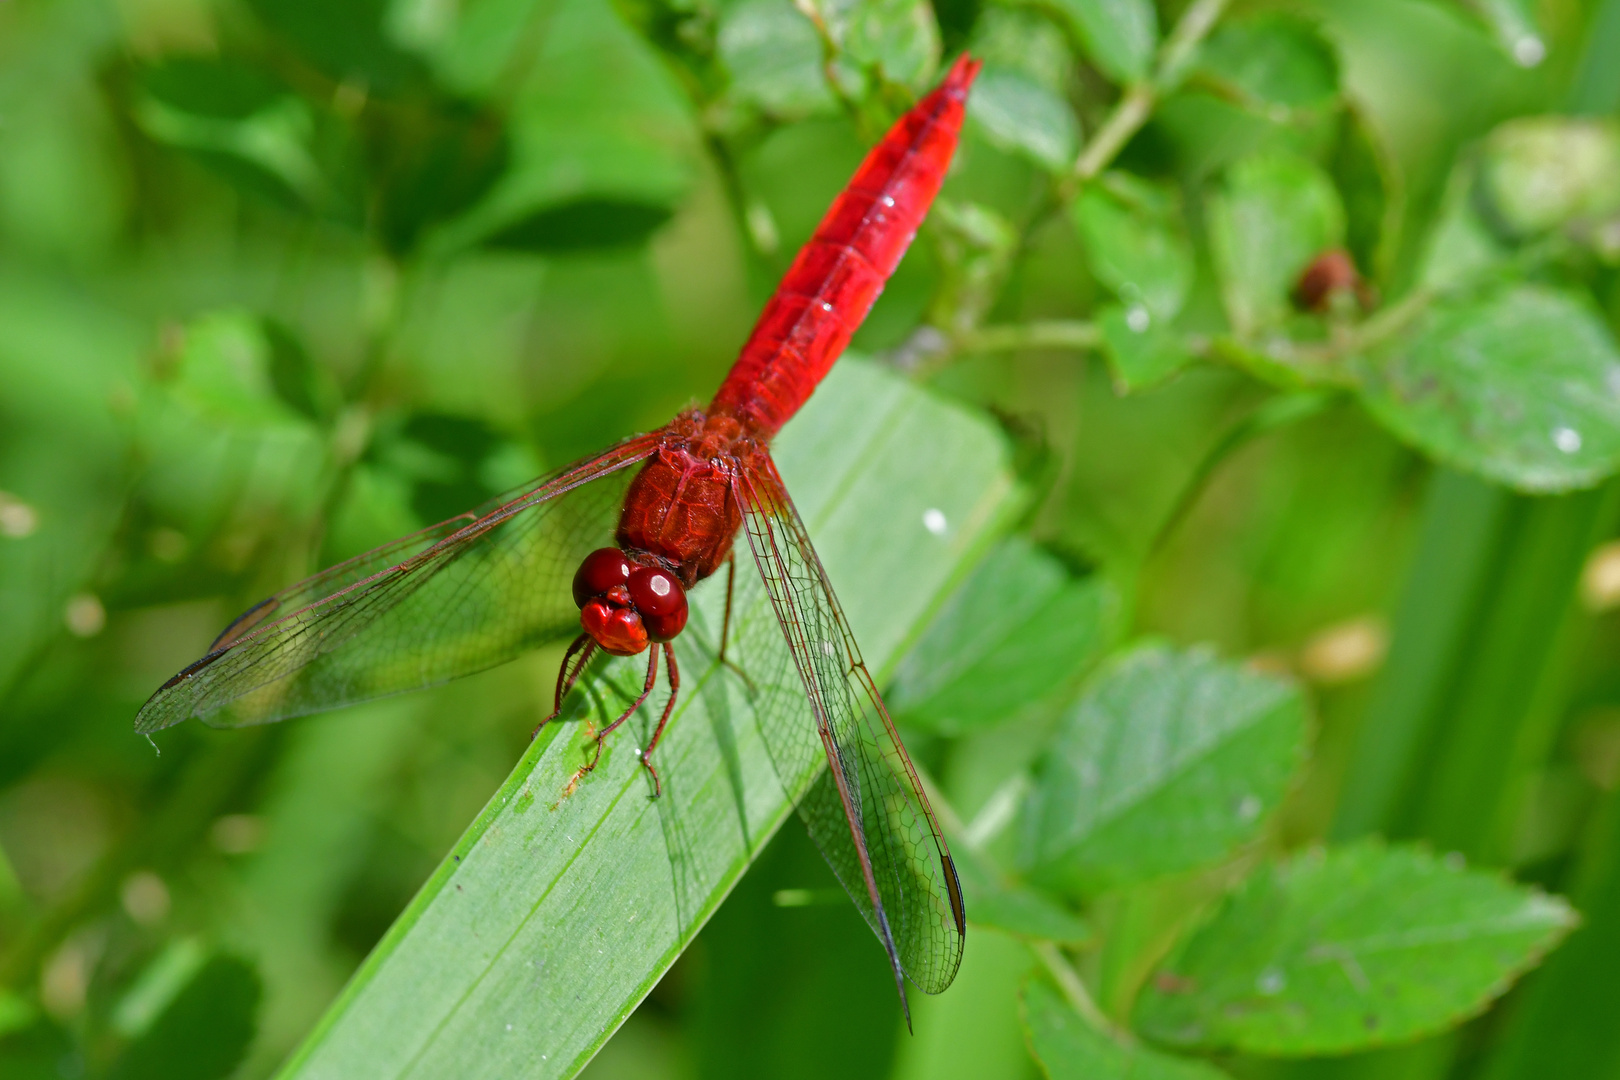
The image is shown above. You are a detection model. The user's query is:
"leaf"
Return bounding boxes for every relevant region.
[109,953,262,1080]
[968,66,1081,173]
[1196,14,1339,113]
[424,0,695,253]
[132,59,333,212]
[275,360,1019,1080]
[1479,117,1620,238]
[1416,163,1509,292]
[1133,841,1578,1055]
[810,0,942,90]
[1358,285,1620,493]
[1208,152,1345,337]
[1020,643,1308,894]
[1021,977,1230,1080]
[482,196,675,252]
[718,0,837,117]
[957,847,1091,943]
[969,6,1077,95]
[1049,0,1159,84]
[1072,172,1194,320]
[887,537,1113,735]
[246,0,428,93]
[1098,304,1192,392]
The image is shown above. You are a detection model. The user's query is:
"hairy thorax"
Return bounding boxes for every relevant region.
[615,409,764,587]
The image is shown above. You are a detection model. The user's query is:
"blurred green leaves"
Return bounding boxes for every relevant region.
[1134,842,1577,1054]
[1210,152,1345,338]
[1360,286,1620,493]
[1022,978,1228,1080]
[1050,0,1158,84]
[1022,644,1308,894]
[1072,172,1193,320]
[888,537,1114,735]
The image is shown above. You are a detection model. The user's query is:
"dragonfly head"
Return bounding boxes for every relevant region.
[572,547,688,656]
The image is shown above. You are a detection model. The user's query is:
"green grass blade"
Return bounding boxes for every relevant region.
[272,359,1018,1080]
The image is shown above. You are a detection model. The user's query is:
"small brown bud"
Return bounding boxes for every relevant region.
[1292,248,1374,313]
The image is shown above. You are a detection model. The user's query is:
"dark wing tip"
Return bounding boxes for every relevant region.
[942,853,967,937]
[134,648,227,733]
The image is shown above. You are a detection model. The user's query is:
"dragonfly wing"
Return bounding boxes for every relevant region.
[135,435,662,732]
[736,455,966,1000]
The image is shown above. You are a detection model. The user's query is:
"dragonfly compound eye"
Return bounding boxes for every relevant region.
[572,548,632,608]
[580,599,649,656]
[628,566,687,641]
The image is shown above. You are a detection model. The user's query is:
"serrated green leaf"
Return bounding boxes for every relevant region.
[969,7,1075,94]
[1049,0,1158,84]
[275,360,1018,1080]
[1134,842,1577,1055]
[1479,117,1620,238]
[1209,152,1344,337]
[1021,643,1307,893]
[967,65,1081,173]
[808,0,942,90]
[1098,304,1192,392]
[1021,978,1229,1079]
[956,845,1091,943]
[1196,14,1339,113]
[719,0,838,117]
[1359,285,1620,493]
[426,0,695,253]
[888,537,1112,735]
[1072,172,1194,320]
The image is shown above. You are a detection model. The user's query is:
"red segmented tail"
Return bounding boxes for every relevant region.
[709,55,981,438]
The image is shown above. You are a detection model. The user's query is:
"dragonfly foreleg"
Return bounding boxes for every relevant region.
[588,645,660,778]
[639,641,680,797]
[533,632,596,739]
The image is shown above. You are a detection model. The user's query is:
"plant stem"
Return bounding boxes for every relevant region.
[957,320,1103,354]
[1032,939,1132,1044]
[1062,0,1231,195]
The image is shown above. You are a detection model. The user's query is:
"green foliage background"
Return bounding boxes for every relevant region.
[3,0,1620,1076]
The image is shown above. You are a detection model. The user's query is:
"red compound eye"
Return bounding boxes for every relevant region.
[572,548,632,608]
[628,566,687,641]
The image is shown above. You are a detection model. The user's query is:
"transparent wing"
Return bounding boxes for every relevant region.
[135,435,662,732]
[735,454,966,1002]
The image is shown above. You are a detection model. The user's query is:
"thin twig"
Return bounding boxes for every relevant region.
[1032,940,1133,1045]
[1062,0,1232,195]
[956,320,1103,354]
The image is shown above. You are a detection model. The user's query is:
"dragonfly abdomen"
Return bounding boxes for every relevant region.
[710,55,981,439]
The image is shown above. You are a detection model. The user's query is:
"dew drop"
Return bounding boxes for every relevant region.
[922,508,948,535]
[880,195,895,208]
[1258,968,1286,995]
[1554,426,1582,454]
[1125,305,1151,333]
[1513,35,1546,67]
[1237,794,1262,822]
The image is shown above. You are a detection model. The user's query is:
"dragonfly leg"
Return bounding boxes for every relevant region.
[587,645,659,775]
[714,552,757,693]
[533,633,596,739]
[640,642,680,797]
[719,553,737,664]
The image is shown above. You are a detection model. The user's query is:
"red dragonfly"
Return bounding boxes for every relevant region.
[138,55,980,1012]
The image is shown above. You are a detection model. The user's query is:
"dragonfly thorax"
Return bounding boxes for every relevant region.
[572,548,688,656]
